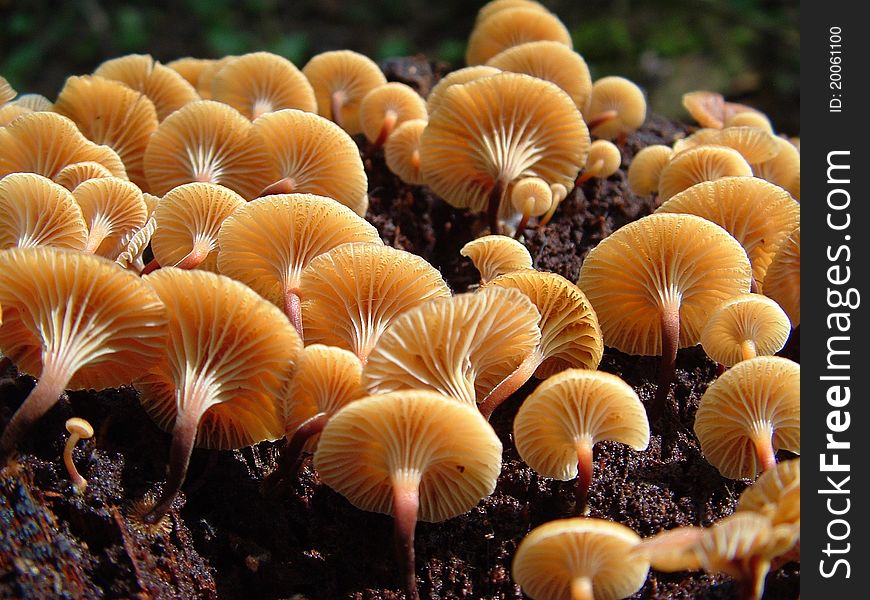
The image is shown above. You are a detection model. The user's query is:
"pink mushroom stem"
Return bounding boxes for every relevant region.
[575,438,594,515]
[486,179,506,236]
[330,91,346,130]
[478,350,542,421]
[570,577,594,600]
[372,110,398,149]
[586,109,618,131]
[393,480,421,600]
[652,300,681,422]
[266,412,329,492]
[283,288,304,339]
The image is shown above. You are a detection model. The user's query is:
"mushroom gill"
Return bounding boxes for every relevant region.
[585,76,647,141]
[53,161,114,191]
[657,145,753,203]
[465,6,572,66]
[384,119,428,186]
[700,294,791,367]
[0,173,88,251]
[762,226,800,327]
[72,176,148,258]
[358,82,427,148]
[460,235,533,285]
[425,66,501,116]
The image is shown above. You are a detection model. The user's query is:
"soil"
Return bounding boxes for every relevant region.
[0,59,799,599]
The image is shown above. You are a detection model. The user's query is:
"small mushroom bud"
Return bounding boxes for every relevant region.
[511,177,553,238]
[64,417,94,492]
[627,144,673,197]
[576,140,621,185]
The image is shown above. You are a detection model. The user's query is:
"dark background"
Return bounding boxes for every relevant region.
[1,0,799,132]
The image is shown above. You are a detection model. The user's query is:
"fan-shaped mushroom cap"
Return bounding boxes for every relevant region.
[253,109,368,215]
[384,118,428,186]
[72,176,147,258]
[300,242,451,363]
[752,136,800,200]
[465,6,572,66]
[54,75,159,190]
[656,177,799,288]
[700,294,791,366]
[0,111,127,180]
[143,100,275,199]
[725,111,774,133]
[151,182,245,272]
[358,82,427,146]
[53,161,114,191]
[315,390,502,522]
[217,193,381,310]
[420,72,588,220]
[488,270,603,378]
[166,57,213,88]
[627,145,673,196]
[695,356,800,479]
[10,94,52,112]
[94,54,199,121]
[762,227,800,327]
[673,126,780,165]
[137,268,301,448]
[460,235,533,285]
[363,287,541,405]
[475,0,550,25]
[487,41,592,112]
[195,57,234,100]
[511,177,553,218]
[682,91,765,130]
[211,51,317,120]
[578,213,751,355]
[0,103,32,127]
[584,76,647,140]
[513,518,648,600]
[425,66,501,116]
[0,173,88,251]
[514,369,649,477]
[0,75,15,105]
[283,344,364,450]
[657,145,752,203]
[302,50,387,135]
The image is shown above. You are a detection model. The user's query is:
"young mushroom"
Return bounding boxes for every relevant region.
[700,294,791,367]
[762,226,800,327]
[513,369,649,514]
[459,235,533,285]
[511,177,553,237]
[465,6,572,66]
[302,50,387,134]
[578,213,752,421]
[576,140,621,185]
[314,390,502,600]
[72,177,148,259]
[63,417,94,493]
[627,145,673,197]
[216,193,382,336]
[210,51,317,120]
[512,517,649,600]
[0,173,88,251]
[584,76,647,141]
[657,145,753,203]
[135,268,302,525]
[358,82,428,149]
[0,247,167,461]
[384,119,428,186]
[694,356,800,478]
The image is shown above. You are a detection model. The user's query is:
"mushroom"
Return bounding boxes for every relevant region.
[578,213,752,421]
[94,54,199,122]
[146,182,245,273]
[537,182,570,228]
[425,66,501,116]
[0,173,88,251]
[0,247,167,460]
[752,136,800,200]
[512,517,649,600]
[216,193,382,335]
[465,6,572,66]
[302,50,387,134]
[72,176,148,258]
[53,161,114,191]
[0,104,32,127]
[299,242,451,364]
[210,51,317,120]
[142,100,276,199]
[481,270,603,419]
[632,526,705,573]
[135,268,302,525]
[762,226,800,327]
[459,234,533,285]
[63,417,94,493]
[627,145,673,196]
[115,212,158,273]
[166,57,213,88]
[253,109,369,215]
[656,176,800,290]
[681,90,765,130]
[694,356,800,478]
[725,111,775,133]
[657,145,753,203]
[486,41,592,112]
[419,72,588,234]
[195,57,235,100]
[0,75,15,104]
[358,82,427,149]
[674,126,781,164]
[737,458,800,528]
[513,369,649,513]
[474,0,550,25]
[584,77,647,141]
[53,75,159,190]
[363,287,541,407]
[384,118,428,185]
[314,390,502,600]
[576,140,621,185]
[700,294,791,367]
[510,177,553,237]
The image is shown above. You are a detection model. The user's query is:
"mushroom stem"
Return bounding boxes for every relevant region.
[751,427,777,472]
[486,179,506,236]
[749,276,759,294]
[141,258,161,275]
[651,299,681,422]
[514,211,531,240]
[373,109,398,149]
[738,556,771,600]
[478,350,541,420]
[142,406,203,525]
[575,160,604,186]
[283,288,304,339]
[586,109,618,131]
[740,340,757,362]
[392,475,421,600]
[570,576,594,600]
[574,438,594,515]
[82,219,112,255]
[260,176,296,197]
[173,239,211,270]
[64,430,88,491]
[267,412,329,491]
[330,91,346,130]
[0,359,70,462]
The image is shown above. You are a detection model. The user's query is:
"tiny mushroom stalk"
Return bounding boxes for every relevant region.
[314,391,502,600]
[700,294,791,367]
[358,83,427,150]
[63,417,94,492]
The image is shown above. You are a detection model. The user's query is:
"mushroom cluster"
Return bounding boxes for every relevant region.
[0,1,800,598]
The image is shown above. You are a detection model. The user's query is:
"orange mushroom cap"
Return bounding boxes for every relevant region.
[762,226,800,327]
[358,82,427,146]
[53,161,114,191]
[384,118,428,186]
[195,57,234,100]
[657,145,753,203]
[465,6,572,66]
[459,235,533,285]
[166,57,213,89]
[72,176,147,259]
[0,75,15,105]
[0,104,32,127]
[0,173,88,251]
[700,294,791,366]
[425,66,501,116]
[586,76,647,140]
[474,0,550,25]
[752,136,800,200]
[682,90,765,130]
[675,126,780,164]
[627,145,673,196]
[737,457,800,527]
